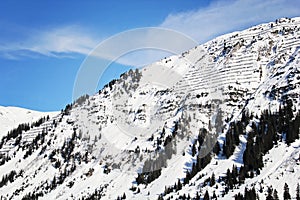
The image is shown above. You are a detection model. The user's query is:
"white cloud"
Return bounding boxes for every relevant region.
[1,0,299,66]
[88,27,198,67]
[91,0,300,67]
[0,25,100,59]
[160,0,300,43]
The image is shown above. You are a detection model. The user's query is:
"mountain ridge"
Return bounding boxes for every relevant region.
[0,106,59,138]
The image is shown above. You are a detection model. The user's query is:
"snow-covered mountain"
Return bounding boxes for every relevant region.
[0,106,58,138]
[1,17,300,200]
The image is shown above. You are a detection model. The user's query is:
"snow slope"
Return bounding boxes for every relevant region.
[0,106,59,137]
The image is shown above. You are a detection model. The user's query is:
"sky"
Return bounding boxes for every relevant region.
[0,0,299,111]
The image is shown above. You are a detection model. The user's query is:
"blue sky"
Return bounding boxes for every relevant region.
[0,0,299,111]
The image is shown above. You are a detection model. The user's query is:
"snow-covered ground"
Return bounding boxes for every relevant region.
[0,106,59,137]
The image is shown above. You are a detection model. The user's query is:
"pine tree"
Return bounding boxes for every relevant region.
[226,169,233,189]
[244,187,256,200]
[210,172,216,186]
[204,190,210,200]
[177,179,182,191]
[238,166,246,184]
[243,130,263,171]
[296,183,300,200]
[235,192,243,200]
[215,108,223,133]
[195,192,200,200]
[266,186,274,200]
[51,175,56,190]
[184,170,191,184]
[273,189,279,200]
[212,191,217,199]
[223,130,235,158]
[192,143,197,157]
[213,141,221,155]
[232,165,238,184]
[284,100,294,145]
[284,183,291,200]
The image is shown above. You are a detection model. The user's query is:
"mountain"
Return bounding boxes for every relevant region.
[0,106,59,138]
[1,17,300,200]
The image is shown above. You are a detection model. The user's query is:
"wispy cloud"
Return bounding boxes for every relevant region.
[0,25,100,59]
[1,0,299,66]
[111,0,300,67]
[88,27,198,67]
[88,0,300,67]
[160,0,300,43]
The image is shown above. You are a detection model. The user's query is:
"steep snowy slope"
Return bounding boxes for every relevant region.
[0,106,59,137]
[0,17,300,200]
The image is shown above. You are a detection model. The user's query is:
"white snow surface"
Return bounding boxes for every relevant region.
[0,106,58,137]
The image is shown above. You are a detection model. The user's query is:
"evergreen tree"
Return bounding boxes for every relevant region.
[284,183,291,200]
[122,192,126,199]
[244,187,256,200]
[296,183,300,200]
[184,170,191,184]
[204,190,210,200]
[266,186,274,200]
[238,166,246,184]
[232,165,238,185]
[192,143,197,157]
[243,130,263,171]
[212,191,217,199]
[177,179,182,191]
[223,129,235,158]
[210,172,216,186]
[195,192,200,200]
[235,192,243,200]
[226,169,233,189]
[213,141,221,155]
[215,107,223,133]
[284,100,295,145]
[273,189,279,200]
